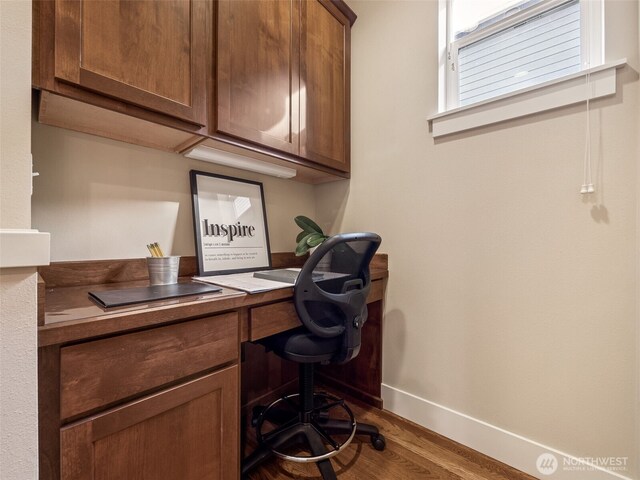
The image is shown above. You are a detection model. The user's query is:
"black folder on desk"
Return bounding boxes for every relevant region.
[88,282,222,308]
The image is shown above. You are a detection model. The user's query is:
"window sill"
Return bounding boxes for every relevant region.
[0,229,50,268]
[428,59,627,138]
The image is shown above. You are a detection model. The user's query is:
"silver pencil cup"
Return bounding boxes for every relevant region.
[147,256,180,286]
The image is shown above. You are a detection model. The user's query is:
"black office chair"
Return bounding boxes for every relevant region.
[241,232,385,480]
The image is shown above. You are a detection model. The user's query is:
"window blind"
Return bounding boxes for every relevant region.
[458,0,581,107]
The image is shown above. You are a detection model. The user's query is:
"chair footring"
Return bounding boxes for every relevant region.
[255,392,357,464]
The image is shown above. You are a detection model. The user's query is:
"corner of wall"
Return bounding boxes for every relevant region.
[0,1,40,479]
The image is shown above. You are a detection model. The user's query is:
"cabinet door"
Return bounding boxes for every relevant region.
[54,0,209,125]
[60,366,238,480]
[300,0,350,172]
[217,0,300,155]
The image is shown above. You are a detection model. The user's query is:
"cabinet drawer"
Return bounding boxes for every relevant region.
[249,280,384,341]
[250,302,301,341]
[60,312,238,420]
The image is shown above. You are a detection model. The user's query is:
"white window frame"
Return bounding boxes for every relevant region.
[430,0,624,138]
[441,0,604,112]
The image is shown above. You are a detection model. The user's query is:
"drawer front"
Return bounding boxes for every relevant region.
[250,302,301,341]
[249,280,384,341]
[60,312,238,420]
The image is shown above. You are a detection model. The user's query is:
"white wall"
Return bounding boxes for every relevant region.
[25,1,640,478]
[32,123,317,261]
[636,3,640,475]
[316,0,639,478]
[0,1,39,479]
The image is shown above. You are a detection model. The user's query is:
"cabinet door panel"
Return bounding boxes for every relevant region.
[300,0,350,172]
[54,0,208,125]
[61,366,238,480]
[217,0,300,154]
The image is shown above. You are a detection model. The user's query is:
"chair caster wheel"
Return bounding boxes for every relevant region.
[371,433,386,451]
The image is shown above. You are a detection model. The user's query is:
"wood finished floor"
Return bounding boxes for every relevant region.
[244,396,538,480]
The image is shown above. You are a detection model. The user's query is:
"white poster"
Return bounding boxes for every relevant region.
[190,171,271,275]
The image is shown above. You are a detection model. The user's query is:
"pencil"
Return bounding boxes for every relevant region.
[154,242,165,257]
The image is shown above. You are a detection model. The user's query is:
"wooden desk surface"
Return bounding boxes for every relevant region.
[37,255,389,480]
[38,254,388,347]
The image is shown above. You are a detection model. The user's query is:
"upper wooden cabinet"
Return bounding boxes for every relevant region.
[300,0,350,171]
[50,0,209,126]
[216,0,353,172]
[217,0,300,155]
[33,0,355,180]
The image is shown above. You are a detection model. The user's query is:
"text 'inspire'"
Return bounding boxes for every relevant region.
[202,220,256,242]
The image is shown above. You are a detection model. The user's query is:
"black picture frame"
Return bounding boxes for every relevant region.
[190,170,272,276]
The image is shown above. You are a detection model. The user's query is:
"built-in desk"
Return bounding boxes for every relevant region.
[37,253,388,480]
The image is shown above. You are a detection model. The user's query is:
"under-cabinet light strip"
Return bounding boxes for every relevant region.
[185,145,297,179]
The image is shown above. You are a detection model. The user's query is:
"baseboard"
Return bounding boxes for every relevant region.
[317,373,383,409]
[382,384,634,480]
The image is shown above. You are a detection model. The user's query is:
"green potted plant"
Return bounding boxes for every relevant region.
[294,216,328,256]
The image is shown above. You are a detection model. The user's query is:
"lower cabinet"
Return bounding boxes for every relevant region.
[60,366,239,480]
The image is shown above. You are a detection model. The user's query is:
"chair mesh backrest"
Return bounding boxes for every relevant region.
[294,233,381,364]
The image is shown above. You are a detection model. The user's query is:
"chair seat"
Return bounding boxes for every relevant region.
[263,327,340,363]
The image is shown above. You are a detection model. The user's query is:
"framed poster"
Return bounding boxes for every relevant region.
[190,170,272,276]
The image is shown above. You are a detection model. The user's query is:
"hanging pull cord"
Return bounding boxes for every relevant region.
[580,70,594,194]
[581,5,594,195]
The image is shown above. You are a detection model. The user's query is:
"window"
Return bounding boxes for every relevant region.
[443,0,603,110]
